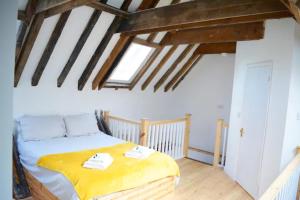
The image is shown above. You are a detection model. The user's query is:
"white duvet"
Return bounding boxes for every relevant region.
[17,133,124,200]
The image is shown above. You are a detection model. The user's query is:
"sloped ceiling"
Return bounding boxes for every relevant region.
[16,0,291,92]
[17,0,204,92]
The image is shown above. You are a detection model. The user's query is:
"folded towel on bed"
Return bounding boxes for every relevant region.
[125,145,155,159]
[83,153,113,170]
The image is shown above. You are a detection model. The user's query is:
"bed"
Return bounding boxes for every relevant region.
[14,113,182,200]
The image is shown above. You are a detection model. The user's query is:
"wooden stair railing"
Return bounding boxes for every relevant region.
[213,119,229,167]
[102,111,191,160]
[260,147,300,200]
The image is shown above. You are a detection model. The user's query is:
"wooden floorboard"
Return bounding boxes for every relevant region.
[162,158,253,200]
[22,159,252,200]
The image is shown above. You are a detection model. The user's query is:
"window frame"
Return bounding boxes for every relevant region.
[104,38,161,89]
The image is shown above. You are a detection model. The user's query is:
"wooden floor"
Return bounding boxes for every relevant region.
[23,159,252,200]
[163,158,253,200]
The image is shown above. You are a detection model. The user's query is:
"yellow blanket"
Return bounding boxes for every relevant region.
[37,143,180,200]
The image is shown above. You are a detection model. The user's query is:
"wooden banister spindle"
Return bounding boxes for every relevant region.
[260,146,300,200]
[213,119,224,167]
[103,111,110,125]
[140,119,150,146]
[184,113,191,157]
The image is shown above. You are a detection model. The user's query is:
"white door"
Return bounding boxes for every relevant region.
[236,62,272,199]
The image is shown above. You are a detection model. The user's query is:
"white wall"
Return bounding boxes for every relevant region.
[14,54,235,164]
[225,18,299,196]
[14,85,176,119]
[0,1,16,199]
[171,54,235,163]
[280,23,300,169]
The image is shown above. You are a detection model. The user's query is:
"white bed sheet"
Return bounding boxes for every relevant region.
[17,133,124,200]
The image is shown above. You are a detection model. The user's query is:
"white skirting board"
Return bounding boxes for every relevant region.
[187,149,213,165]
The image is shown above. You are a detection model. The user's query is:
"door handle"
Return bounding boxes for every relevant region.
[240,128,245,137]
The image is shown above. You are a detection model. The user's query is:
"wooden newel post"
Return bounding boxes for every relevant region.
[140,119,150,146]
[184,113,191,157]
[103,111,110,125]
[213,119,224,167]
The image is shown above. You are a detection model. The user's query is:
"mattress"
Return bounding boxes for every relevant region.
[17,133,124,200]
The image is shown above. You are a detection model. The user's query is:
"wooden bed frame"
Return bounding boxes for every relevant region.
[24,169,176,200]
[15,112,189,200]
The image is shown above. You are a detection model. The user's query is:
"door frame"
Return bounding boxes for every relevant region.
[236,60,273,198]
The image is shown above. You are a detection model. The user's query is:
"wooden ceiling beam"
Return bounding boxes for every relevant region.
[137,0,180,90]
[128,0,179,91]
[18,10,28,24]
[18,0,37,24]
[281,0,300,22]
[141,45,178,90]
[133,38,161,49]
[195,42,237,54]
[164,52,202,92]
[26,0,38,17]
[160,22,265,45]
[57,6,106,87]
[87,1,129,18]
[35,0,74,12]
[77,17,124,90]
[137,0,160,11]
[77,0,132,91]
[35,0,93,18]
[146,33,158,43]
[15,13,44,87]
[118,0,291,35]
[170,0,181,4]
[172,56,202,91]
[141,0,180,44]
[16,0,38,59]
[31,11,71,86]
[154,44,194,92]
[36,0,129,18]
[16,23,28,59]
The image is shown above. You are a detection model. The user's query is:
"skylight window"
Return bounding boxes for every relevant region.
[109,43,153,82]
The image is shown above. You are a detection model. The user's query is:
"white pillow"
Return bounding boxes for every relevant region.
[64,113,99,137]
[18,115,67,141]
